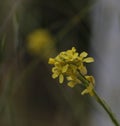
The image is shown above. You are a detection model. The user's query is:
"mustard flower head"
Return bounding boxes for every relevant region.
[48,47,95,95]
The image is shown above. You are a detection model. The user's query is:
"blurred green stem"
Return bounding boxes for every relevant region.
[93,90,120,126]
[78,73,120,126]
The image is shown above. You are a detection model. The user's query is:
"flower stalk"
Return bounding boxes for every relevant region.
[93,91,120,126]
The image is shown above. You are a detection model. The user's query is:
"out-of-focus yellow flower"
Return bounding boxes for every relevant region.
[48,47,95,95]
[26,29,56,59]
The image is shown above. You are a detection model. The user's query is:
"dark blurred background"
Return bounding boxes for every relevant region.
[0,0,95,126]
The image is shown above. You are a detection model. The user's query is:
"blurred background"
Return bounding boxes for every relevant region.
[0,0,120,126]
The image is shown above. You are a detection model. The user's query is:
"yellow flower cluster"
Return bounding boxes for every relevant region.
[48,47,95,95]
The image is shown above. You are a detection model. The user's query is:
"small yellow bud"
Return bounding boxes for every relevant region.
[80,51,88,58]
[81,84,94,96]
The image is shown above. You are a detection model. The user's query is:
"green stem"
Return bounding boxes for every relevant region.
[78,73,120,126]
[92,90,120,126]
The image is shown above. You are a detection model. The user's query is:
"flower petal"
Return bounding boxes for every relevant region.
[83,57,94,63]
[66,76,73,81]
[52,73,58,78]
[80,51,88,58]
[48,58,55,64]
[59,74,64,84]
[71,47,76,52]
[62,64,69,73]
[79,64,87,75]
[67,81,76,88]
[85,75,95,84]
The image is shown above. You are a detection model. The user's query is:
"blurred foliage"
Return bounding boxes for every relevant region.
[0,0,94,126]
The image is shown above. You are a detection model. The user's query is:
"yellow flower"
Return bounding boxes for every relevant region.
[79,51,94,63]
[77,51,94,75]
[48,47,95,95]
[67,76,81,88]
[51,61,69,84]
